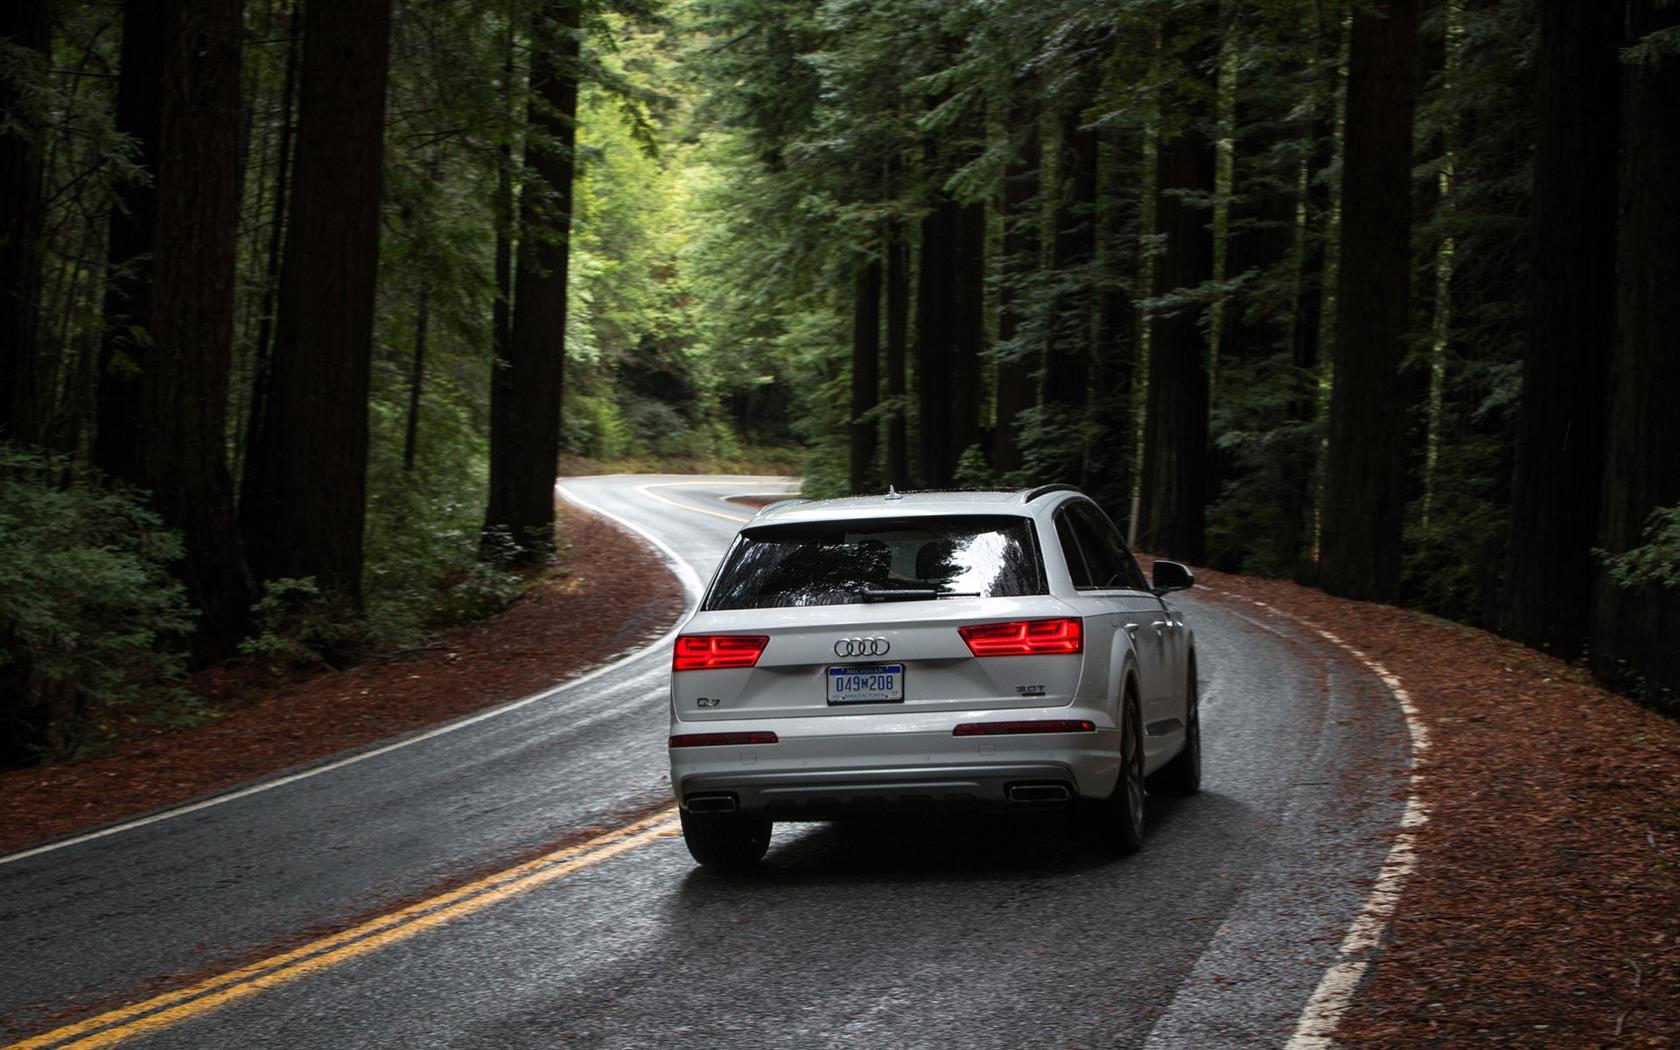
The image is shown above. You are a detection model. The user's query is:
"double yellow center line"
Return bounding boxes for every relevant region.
[10,809,679,1049]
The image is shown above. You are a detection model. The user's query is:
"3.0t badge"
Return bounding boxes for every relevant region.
[834,636,890,658]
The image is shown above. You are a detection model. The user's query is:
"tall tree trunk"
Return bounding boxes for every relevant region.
[1039,90,1099,486]
[1138,14,1217,563]
[92,0,164,482]
[993,95,1040,479]
[884,216,910,489]
[240,0,392,605]
[239,0,300,483]
[1591,0,1680,704]
[1087,125,1142,529]
[1499,0,1623,653]
[1319,0,1422,601]
[143,0,255,659]
[484,0,580,561]
[847,253,881,493]
[0,1,50,445]
[915,192,959,487]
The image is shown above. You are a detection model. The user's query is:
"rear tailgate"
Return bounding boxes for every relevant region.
[672,597,1089,721]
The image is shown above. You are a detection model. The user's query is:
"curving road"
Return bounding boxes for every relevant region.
[0,475,1412,1049]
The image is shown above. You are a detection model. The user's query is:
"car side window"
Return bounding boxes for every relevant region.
[1054,510,1094,588]
[1063,503,1124,588]
[1069,500,1149,590]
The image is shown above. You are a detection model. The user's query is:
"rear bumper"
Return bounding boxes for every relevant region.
[670,716,1123,817]
[680,763,1081,818]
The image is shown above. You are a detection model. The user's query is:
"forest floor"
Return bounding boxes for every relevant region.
[3,501,1676,1047]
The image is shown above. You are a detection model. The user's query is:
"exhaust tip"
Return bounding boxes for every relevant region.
[686,793,739,814]
[1007,783,1072,804]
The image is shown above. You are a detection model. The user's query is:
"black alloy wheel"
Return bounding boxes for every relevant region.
[1112,695,1147,855]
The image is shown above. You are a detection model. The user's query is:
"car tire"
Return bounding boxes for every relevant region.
[1157,663,1201,797]
[1089,693,1147,856]
[680,808,772,870]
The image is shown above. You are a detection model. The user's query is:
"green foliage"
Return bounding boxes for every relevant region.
[1621,25,1680,68]
[238,578,365,668]
[1601,506,1680,591]
[1401,433,1510,624]
[363,360,523,645]
[953,445,996,489]
[0,443,195,764]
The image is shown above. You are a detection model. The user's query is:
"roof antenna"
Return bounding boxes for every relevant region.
[884,485,903,501]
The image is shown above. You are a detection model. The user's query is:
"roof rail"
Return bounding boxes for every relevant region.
[1023,483,1082,503]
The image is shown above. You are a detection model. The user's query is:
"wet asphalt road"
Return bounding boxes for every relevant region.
[0,476,1412,1049]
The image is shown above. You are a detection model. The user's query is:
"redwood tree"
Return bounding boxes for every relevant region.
[1086,124,1142,530]
[1137,14,1217,563]
[1499,0,1624,654]
[914,186,960,487]
[1591,0,1680,702]
[484,0,581,562]
[1319,0,1422,601]
[241,0,393,604]
[92,0,163,484]
[141,0,255,658]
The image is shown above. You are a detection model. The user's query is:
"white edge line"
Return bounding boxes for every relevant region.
[1199,588,1432,1049]
[0,477,724,869]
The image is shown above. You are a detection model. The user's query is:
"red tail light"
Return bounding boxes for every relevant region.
[959,618,1083,657]
[953,720,1095,736]
[668,731,779,747]
[673,634,769,671]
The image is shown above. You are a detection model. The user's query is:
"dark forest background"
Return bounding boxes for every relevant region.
[1,0,1677,767]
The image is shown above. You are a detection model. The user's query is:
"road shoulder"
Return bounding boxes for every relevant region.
[1183,566,1680,1048]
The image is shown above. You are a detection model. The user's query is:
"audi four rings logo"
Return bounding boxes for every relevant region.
[834,636,890,658]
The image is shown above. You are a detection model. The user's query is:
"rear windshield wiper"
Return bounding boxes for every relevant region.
[859,586,982,602]
[860,585,941,602]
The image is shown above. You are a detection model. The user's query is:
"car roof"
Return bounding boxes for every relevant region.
[746,486,1084,526]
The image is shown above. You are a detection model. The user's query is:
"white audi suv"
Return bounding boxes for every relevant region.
[667,485,1199,868]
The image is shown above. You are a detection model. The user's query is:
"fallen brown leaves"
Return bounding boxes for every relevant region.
[0,499,684,857]
[1186,565,1680,1049]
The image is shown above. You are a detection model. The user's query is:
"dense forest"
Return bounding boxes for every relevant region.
[1,0,1676,766]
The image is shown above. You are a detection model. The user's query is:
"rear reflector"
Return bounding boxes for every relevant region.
[668,731,779,747]
[673,634,769,671]
[953,720,1096,737]
[959,617,1083,656]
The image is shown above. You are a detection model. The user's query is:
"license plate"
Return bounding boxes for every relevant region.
[826,663,905,704]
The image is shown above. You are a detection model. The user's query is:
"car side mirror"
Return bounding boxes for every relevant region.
[1152,560,1194,595]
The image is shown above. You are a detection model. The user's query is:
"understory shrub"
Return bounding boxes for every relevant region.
[0,442,194,766]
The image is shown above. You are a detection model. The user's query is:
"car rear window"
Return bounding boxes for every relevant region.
[703,515,1046,611]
